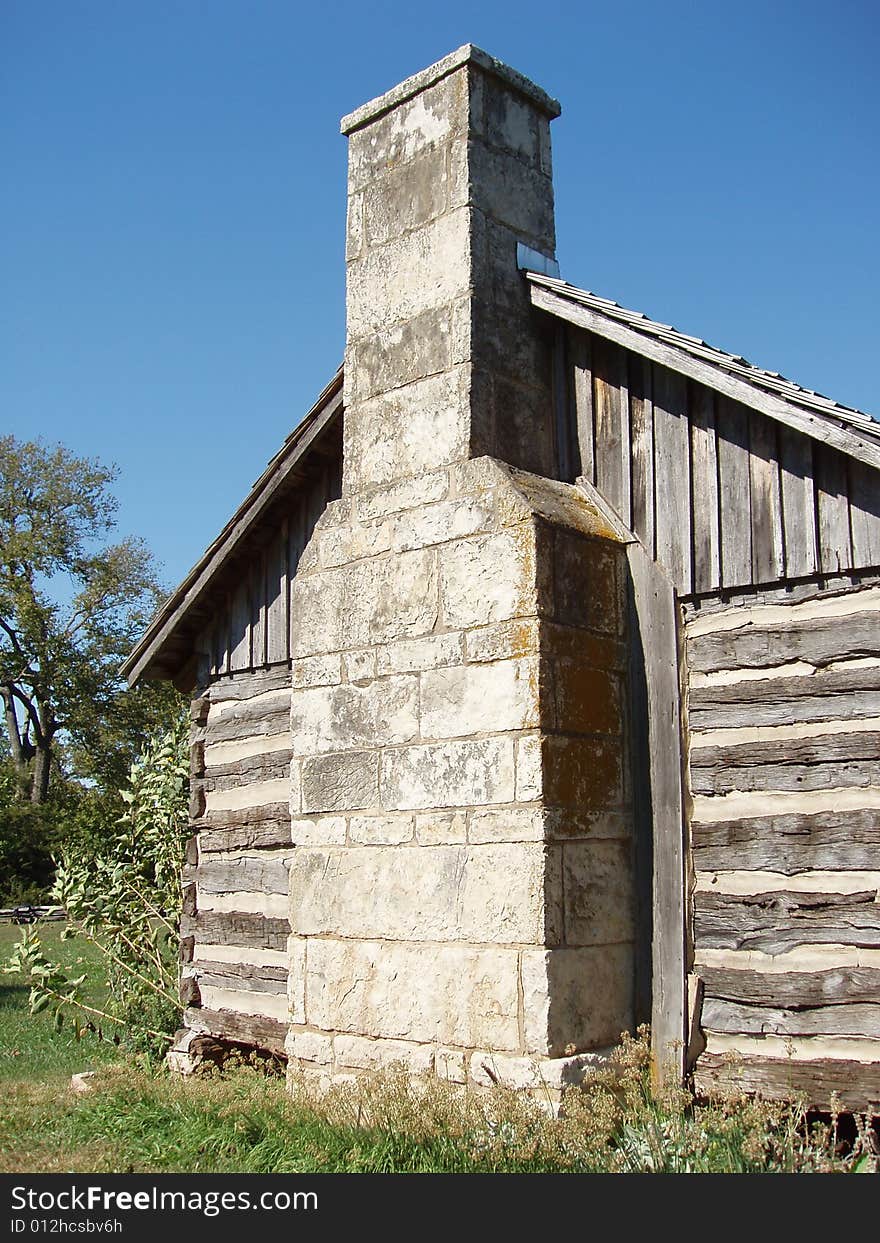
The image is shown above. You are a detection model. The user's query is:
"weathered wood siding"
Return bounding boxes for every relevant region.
[196,463,341,678]
[181,667,293,1055]
[684,582,880,1109]
[559,327,880,594]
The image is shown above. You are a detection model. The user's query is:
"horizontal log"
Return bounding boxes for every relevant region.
[193,959,288,985]
[691,732,880,770]
[204,750,292,781]
[693,1052,880,1110]
[198,820,292,853]
[184,1006,288,1056]
[195,969,287,997]
[204,759,292,792]
[208,667,293,701]
[690,757,877,796]
[180,910,290,952]
[688,663,880,710]
[702,997,880,1039]
[695,890,880,953]
[692,808,880,874]
[197,855,291,896]
[206,708,290,744]
[198,802,291,831]
[687,611,878,674]
[699,964,880,1008]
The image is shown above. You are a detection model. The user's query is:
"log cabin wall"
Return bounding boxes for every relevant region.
[178,462,342,1057]
[683,580,880,1110]
[556,323,880,1108]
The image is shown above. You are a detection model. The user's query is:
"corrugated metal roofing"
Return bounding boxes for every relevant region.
[527,271,880,449]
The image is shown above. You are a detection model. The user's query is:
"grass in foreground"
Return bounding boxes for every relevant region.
[1,921,876,1174]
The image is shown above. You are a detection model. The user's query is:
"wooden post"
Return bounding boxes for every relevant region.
[627,540,687,1090]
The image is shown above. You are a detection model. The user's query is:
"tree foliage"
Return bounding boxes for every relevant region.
[5,712,190,1056]
[0,434,173,802]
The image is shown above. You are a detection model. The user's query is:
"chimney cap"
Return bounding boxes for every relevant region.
[340,44,561,136]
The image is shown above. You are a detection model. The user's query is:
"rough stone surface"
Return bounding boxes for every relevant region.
[306,939,521,1050]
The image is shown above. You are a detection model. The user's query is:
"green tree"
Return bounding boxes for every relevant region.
[0,435,169,803]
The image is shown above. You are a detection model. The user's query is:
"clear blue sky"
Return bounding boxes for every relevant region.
[3,0,878,590]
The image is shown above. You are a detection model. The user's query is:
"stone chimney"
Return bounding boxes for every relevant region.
[341,45,561,491]
[285,49,634,1098]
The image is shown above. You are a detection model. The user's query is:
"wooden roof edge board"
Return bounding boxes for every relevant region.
[121,371,344,686]
[528,281,880,473]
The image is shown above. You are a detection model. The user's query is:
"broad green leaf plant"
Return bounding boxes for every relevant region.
[4,712,190,1057]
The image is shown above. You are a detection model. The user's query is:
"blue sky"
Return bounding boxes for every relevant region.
[3,0,878,590]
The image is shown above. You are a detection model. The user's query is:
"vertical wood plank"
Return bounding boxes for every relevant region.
[266,524,288,664]
[229,575,251,671]
[815,444,852,574]
[627,542,687,1090]
[689,384,720,592]
[849,459,880,569]
[748,410,784,584]
[629,353,655,556]
[653,364,692,594]
[552,321,573,482]
[594,339,631,524]
[255,549,268,668]
[779,426,818,579]
[567,326,594,484]
[717,397,753,588]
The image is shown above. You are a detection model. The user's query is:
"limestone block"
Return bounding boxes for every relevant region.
[381,737,515,810]
[288,936,306,1024]
[345,188,363,261]
[334,1034,435,1075]
[290,816,347,846]
[348,813,415,844]
[391,496,495,553]
[543,807,632,842]
[469,1049,610,1091]
[347,208,472,339]
[439,527,535,630]
[416,810,466,845]
[482,74,542,168]
[320,519,391,567]
[342,549,438,647]
[554,531,624,636]
[357,470,449,521]
[343,649,376,683]
[290,571,344,658]
[541,620,626,673]
[562,840,635,947]
[468,806,544,843]
[290,675,419,755]
[343,368,471,493]
[285,1029,333,1066]
[307,938,520,1049]
[420,658,540,740]
[290,760,302,815]
[290,843,545,944]
[300,751,378,814]
[553,664,622,736]
[464,619,539,663]
[346,70,468,193]
[515,735,543,803]
[543,735,623,811]
[521,945,635,1056]
[376,632,462,676]
[346,301,470,405]
[435,1047,467,1084]
[361,146,451,246]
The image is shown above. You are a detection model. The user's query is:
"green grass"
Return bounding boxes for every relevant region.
[0,922,121,1084]
[1,922,875,1174]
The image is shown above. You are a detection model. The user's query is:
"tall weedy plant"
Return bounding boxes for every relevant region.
[4,712,190,1058]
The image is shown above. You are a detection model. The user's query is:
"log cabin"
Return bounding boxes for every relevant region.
[122,46,880,1110]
